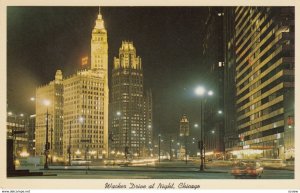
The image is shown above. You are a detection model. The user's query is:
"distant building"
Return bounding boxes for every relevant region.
[179,115,189,137]
[7,113,28,158]
[35,70,64,158]
[28,114,36,156]
[234,7,294,160]
[179,115,189,160]
[110,41,152,158]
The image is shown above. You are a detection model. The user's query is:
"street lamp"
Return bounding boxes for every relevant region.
[43,99,50,170]
[194,86,213,171]
[176,142,180,159]
[116,111,128,160]
[195,86,206,96]
[80,138,91,174]
[68,121,72,166]
[49,116,53,164]
[208,90,214,96]
[158,134,161,163]
[169,138,174,160]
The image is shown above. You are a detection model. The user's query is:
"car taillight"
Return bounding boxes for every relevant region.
[247,169,256,175]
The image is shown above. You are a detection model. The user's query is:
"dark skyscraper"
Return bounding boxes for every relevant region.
[223,7,238,157]
[201,7,225,156]
[110,41,152,158]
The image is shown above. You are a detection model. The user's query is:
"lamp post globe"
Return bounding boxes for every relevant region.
[195,86,206,96]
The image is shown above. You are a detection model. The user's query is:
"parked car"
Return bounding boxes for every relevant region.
[231,160,264,179]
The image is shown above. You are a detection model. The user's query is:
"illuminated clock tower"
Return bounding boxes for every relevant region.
[91,8,108,72]
[90,8,109,157]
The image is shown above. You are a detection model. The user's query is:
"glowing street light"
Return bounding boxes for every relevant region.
[20,151,30,158]
[208,90,214,96]
[195,86,206,96]
[30,97,35,101]
[218,110,223,114]
[194,86,214,171]
[43,99,50,107]
[194,123,199,128]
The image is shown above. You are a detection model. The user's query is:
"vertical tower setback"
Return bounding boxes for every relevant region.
[111,41,152,158]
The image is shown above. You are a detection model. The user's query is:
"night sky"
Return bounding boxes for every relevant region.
[7,6,215,137]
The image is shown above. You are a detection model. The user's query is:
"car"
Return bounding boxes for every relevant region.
[231,160,264,179]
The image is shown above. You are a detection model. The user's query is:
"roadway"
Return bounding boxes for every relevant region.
[12,160,294,179]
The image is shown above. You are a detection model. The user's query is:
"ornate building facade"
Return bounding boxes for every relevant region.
[110,41,152,158]
[35,70,64,158]
[35,10,109,161]
[62,11,109,160]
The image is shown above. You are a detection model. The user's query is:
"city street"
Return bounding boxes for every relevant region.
[13,161,294,179]
[6,6,296,185]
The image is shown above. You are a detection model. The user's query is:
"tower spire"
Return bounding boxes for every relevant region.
[94,6,105,30]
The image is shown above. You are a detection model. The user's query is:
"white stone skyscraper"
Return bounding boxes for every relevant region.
[36,10,109,161]
[35,70,64,158]
[62,9,109,161]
